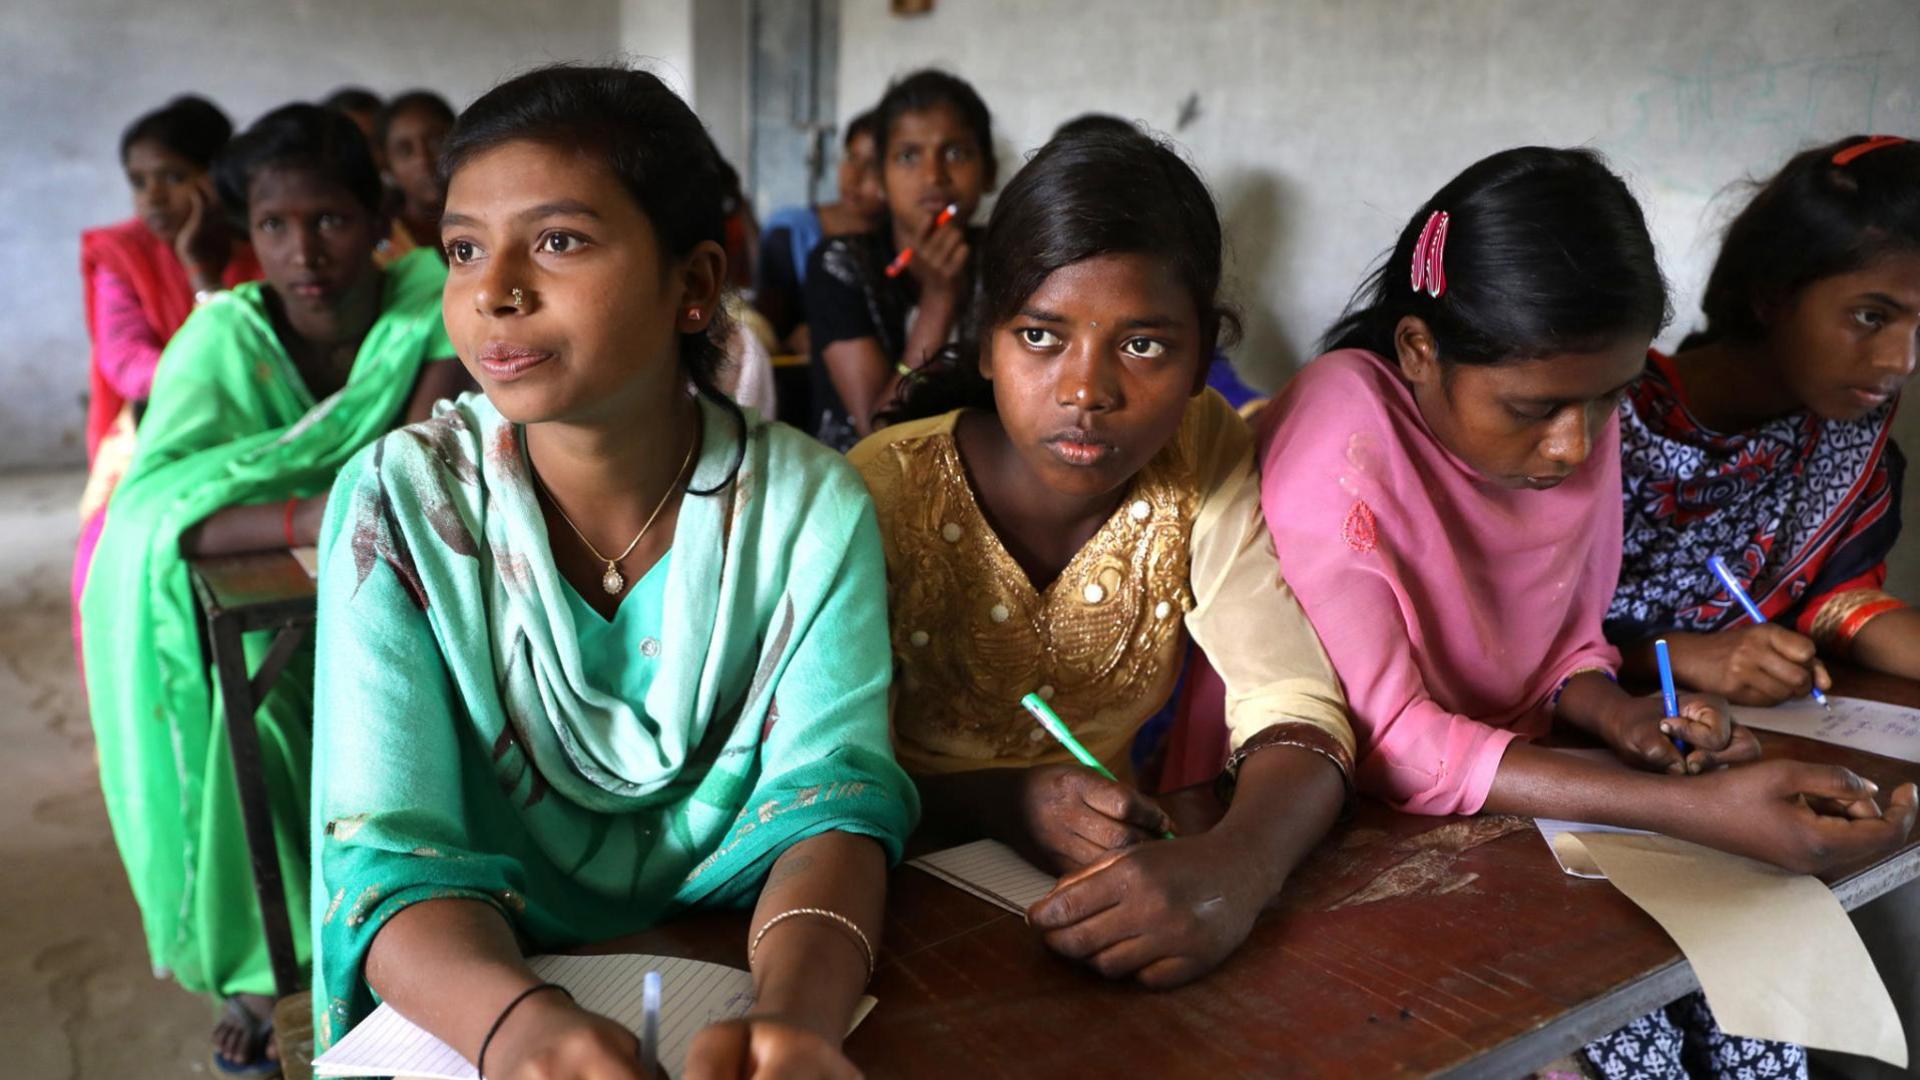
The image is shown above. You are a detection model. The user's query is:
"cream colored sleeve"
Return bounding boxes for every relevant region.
[1184,395,1356,777]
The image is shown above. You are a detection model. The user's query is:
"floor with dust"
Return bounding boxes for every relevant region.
[0,469,211,1077]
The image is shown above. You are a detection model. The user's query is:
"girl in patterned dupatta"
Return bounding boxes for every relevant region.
[80,103,464,1076]
[313,66,916,1080]
[1608,135,1920,703]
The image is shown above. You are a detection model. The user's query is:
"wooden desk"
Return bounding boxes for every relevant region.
[188,549,318,1001]
[604,670,1920,1078]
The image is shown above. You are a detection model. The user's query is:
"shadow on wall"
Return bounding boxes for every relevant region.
[1216,166,1299,391]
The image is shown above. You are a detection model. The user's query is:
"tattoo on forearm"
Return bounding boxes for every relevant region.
[766,854,814,891]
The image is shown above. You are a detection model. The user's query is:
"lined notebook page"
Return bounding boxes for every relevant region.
[314,954,754,1079]
[909,840,1057,914]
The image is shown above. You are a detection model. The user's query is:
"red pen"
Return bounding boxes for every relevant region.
[885,203,958,278]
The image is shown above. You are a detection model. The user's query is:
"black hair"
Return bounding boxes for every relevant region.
[886,127,1236,422]
[375,89,456,150]
[1323,146,1669,366]
[214,103,385,227]
[441,63,744,492]
[844,107,880,149]
[323,86,383,116]
[119,95,233,169]
[1688,134,1920,347]
[875,69,996,179]
[1051,112,1139,143]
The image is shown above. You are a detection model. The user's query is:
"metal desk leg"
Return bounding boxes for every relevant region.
[207,612,306,1001]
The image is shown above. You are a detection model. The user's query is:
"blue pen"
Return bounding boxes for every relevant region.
[1654,638,1689,754]
[641,969,661,1077]
[1708,556,1831,709]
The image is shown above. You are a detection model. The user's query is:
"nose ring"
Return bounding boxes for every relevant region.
[510,287,525,309]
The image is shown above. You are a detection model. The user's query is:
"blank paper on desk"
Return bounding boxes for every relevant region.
[1570,831,1906,1068]
[1732,696,1920,764]
[910,839,1056,915]
[313,953,755,1079]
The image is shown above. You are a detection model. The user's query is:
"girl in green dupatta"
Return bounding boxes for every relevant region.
[80,103,465,1076]
[312,66,917,1080]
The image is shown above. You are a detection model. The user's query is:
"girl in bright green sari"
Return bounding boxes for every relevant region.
[80,103,464,1075]
[312,66,917,1080]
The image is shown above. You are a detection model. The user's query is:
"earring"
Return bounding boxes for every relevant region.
[687,306,702,321]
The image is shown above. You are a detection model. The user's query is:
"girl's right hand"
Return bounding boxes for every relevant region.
[904,214,969,300]
[174,177,233,286]
[1017,764,1173,874]
[1669,626,1832,706]
[485,992,648,1080]
[1689,760,1917,874]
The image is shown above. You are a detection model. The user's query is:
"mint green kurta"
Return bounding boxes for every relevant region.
[311,393,918,1048]
[81,249,450,998]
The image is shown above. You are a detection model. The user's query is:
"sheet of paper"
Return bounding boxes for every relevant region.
[909,839,1056,915]
[1570,831,1907,1068]
[291,545,319,578]
[314,953,877,1079]
[1733,696,1920,764]
[1533,818,1656,878]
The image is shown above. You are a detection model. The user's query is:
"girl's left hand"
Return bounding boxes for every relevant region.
[683,1015,860,1080]
[1027,833,1261,990]
[1602,690,1760,775]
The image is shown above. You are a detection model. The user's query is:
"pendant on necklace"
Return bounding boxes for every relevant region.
[601,561,625,595]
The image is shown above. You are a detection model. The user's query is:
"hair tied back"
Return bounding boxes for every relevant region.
[1832,135,1908,167]
[1410,210,1450,298]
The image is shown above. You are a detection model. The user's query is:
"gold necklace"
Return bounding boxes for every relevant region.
[533,430,700,595]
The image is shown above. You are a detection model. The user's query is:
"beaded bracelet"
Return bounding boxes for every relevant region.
[748,906,875,979]
[477,982,573,1079]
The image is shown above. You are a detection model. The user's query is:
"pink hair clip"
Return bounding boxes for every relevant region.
[1410,210,1450,298]
[1832,135,1907,167]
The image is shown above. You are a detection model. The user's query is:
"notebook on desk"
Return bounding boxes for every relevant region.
[313,953,875,1079]
[908,839,1057,915]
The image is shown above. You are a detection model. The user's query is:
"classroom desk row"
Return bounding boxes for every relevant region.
[189,551,1920,1078]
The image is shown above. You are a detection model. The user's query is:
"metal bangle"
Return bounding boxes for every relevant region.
[748,906,875,980]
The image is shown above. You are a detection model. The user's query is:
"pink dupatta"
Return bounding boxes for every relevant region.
[1247,349,1622,814]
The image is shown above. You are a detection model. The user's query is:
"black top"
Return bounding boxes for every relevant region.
[803,225,978,452]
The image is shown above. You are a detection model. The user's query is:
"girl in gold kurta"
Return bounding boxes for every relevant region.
[849,125,1353,989]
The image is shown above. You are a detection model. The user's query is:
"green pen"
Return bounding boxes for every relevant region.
[1020,692,1177,840]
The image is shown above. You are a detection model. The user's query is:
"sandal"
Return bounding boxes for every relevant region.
[211,996,282,1079]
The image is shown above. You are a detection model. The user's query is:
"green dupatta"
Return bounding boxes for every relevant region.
[80,249,451,996]
[311,392,918,1048]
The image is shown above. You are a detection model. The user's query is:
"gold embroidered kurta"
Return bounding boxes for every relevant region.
[850,390,1353,781]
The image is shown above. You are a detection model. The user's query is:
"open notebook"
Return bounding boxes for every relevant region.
[908,839,1056,915]
[313,953,875,1079]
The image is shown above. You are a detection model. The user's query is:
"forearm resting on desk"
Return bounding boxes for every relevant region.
[180,494,326,557]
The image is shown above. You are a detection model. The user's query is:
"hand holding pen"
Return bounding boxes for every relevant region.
[1703,556,1834,710]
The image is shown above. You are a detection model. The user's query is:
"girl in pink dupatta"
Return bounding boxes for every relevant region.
[1253,147,1915,1079]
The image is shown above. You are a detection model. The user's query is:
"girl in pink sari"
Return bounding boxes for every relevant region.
[1253,147,1914,1078]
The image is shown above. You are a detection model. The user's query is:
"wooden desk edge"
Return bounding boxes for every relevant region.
[1442,833,1920,1078]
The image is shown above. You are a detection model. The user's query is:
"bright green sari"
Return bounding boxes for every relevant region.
[310,392,918,1049]
[81,249,451,997]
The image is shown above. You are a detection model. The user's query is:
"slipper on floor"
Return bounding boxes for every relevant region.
[211,997,282,1079]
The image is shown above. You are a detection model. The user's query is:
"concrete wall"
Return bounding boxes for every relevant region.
[836,0,1920,594]
[0,0,623,471]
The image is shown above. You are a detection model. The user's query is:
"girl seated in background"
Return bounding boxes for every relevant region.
[73,95,261,642]
[1608,135,1920,703]
[1253,145,1915,1079]
[313,65,916,1079]
[851,126,1352,989]
[756,108,884,354]
[81,103,462,1076]
[374,89,456,266]
[805,69,995,450]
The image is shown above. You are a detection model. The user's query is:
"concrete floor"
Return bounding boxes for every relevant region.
[0,469,212,1078]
